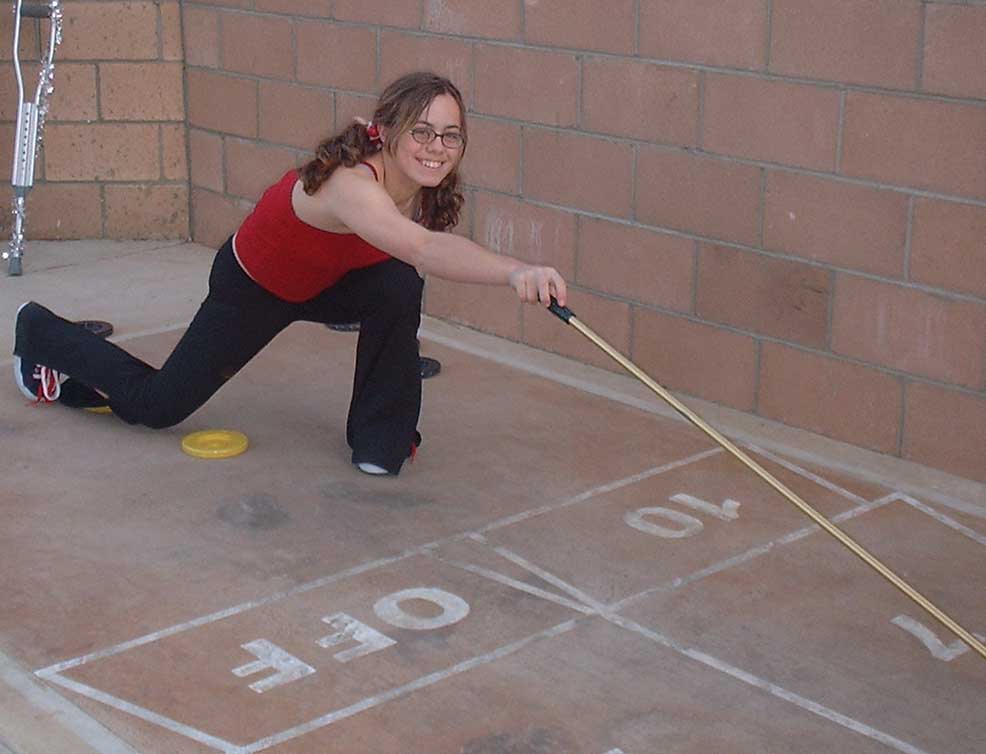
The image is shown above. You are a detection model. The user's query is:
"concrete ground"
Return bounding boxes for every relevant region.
[1,241,985,754]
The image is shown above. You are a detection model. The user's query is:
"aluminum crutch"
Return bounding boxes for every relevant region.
[4,0,63,276]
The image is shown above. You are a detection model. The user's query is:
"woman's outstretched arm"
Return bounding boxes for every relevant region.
[302,169,567,307]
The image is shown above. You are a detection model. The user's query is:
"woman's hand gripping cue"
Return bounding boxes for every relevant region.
[508,265,567,308]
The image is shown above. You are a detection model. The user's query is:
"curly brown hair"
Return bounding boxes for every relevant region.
[298,72,467,232]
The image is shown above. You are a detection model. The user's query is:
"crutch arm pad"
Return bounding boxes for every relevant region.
[547,296,574,323]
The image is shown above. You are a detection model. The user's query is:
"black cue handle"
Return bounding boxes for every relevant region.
[547,296,574,323]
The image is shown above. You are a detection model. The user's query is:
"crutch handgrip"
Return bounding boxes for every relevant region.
[19,2,52,18]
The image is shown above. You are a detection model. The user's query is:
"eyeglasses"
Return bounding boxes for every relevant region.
[409,125,465,150]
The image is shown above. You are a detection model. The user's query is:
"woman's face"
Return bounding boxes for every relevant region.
[388,94,464,188]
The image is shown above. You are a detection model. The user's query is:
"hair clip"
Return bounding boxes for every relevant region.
[354,117,382,144]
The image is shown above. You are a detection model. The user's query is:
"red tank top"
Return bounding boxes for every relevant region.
[234,169,391,302]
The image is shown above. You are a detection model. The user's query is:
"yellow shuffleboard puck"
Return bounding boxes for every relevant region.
[181,429,249,459]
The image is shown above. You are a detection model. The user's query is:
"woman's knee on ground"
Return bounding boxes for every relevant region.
[113,376,229,429]
[115,401,198,430]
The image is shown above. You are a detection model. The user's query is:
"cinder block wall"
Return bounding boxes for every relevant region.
[0,0,188,239]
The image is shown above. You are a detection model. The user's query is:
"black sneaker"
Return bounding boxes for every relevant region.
[58,379,110,410]
[325,322,360,332]
[353,432,422,476]
[13,357,65,402]
[13,302,66,403]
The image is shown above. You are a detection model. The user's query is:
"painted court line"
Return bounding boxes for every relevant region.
[33,453,946,753]
[41,620,582,754]
[477,544,930,754]
[0,650,143,754]
[36,449,713,677]
[35,548,430,676]
[489,546,609,614]
[769,490,986,553]
[607,614,933,754]
[421,323,986,522]
[40,621,578,754]
[239,620,577,753]
[29,451,717,750]
[609,493,900,613]
[773,491,901,546]
[743,443,870,506]
[475,447,723,534]
[36,671,236,754]
[898,494,986,548]
[610,542,778,613]
[476,447,905,619]
[432,553,597,616]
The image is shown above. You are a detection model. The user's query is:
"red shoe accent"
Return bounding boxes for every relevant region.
[36,365,62,402]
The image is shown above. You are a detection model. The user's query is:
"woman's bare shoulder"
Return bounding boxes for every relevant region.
[292,165,378,232]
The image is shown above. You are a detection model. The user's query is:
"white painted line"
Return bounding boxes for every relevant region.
[37,672,237,754]
[421,321,986,521]
[606,614,932,754]
[749,421,986,520]
[24,447,719,751]
[35,548,428,675]
[773,492,900,546]
[594,495,897,613]
[434,555,597,616]
[476,448,724,534]
[904,493,986,520]
[1,651,144,754]
[36,449,714,678]
[610,542,779,613]
[898,494,986,548]
[239,620,578,753]
[489,547,608,614]
[461,541,930,753]
[743,443,870,506]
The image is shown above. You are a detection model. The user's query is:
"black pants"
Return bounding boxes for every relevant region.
[18,238,424,473]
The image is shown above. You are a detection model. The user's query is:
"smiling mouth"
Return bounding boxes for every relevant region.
[418,158,444,170]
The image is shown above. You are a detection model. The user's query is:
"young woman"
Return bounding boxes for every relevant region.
[12,72,567,476]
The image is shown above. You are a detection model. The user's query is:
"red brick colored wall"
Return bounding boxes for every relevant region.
[0,1,188,239]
